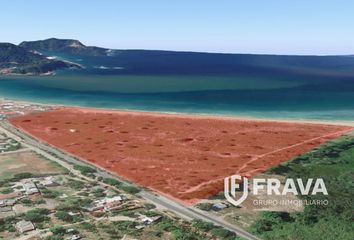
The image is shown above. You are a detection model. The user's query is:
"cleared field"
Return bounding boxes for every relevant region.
[0,150,65,180]
[9,107,352,204]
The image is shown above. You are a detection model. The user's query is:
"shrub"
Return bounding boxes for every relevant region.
[42,189,61,199]
[144,203,156,210]
[67,180,85,190]
[13,172,33,180]
[210,227,236,239]
[120,185,140,194]
[49,225,66,235]
[192,219,214,231]
[74,165,96,175]
[0,187,13,194]
[196,203,213,211]
[92,188,106,197]
[25,208,50,223]
[103,178,122,187]
[20,198,33,206]
[55,211,73,222]
[171,228,201,240]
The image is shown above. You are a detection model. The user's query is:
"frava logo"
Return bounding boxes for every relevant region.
[224,175,328,206]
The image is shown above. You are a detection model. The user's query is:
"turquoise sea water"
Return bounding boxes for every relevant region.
[1,52,354,121]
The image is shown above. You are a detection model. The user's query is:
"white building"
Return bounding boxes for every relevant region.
[16,220,35,233]
[23,180,40,195]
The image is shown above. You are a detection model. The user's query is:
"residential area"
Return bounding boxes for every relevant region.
[0,172,163,240]
[0,133,163,240]
[0,99,51,121]
[0,127,241,240]
[0,133,21,153]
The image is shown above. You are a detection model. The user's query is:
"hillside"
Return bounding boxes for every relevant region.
[0,43,81,75]
[19,38,108,57]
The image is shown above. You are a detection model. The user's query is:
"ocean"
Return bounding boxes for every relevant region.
[1,52,354,121]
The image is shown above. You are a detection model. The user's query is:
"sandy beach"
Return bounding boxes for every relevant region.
[2,97,354,126]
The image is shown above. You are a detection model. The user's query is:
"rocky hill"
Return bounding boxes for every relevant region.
[19,38,109,57]
[0,43,81,75]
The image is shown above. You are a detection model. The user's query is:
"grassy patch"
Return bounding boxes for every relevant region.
[0,151,66,180]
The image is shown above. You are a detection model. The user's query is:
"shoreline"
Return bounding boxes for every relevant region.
[2,97,354,127]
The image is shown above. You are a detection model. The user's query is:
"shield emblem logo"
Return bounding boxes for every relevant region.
[224,175,249,206]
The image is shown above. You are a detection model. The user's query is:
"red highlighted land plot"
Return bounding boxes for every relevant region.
[9,108,352,204]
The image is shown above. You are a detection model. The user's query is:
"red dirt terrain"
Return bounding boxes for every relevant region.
[9,107,352,204]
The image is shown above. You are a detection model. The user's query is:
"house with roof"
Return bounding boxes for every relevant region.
[39,176,59,187]
[85,195,123,213]
[139,215,162,225]
[104,196,123,211]
[67,234,81,240]
[15,220,35,233]
[22,180,40,196]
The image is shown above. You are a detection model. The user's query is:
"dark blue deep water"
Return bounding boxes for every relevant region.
[1,52,354,120]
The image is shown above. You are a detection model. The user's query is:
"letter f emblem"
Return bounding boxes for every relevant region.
[224,175,249,206]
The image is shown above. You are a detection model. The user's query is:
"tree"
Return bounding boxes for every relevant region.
[103,178,122,187]
[192,219,214,231]
[55,211,73,222]
[49,226,66,235]
[74,165,96,175]
[121,185,140,194]
[0,187,13,194]
[25,208,50,223]
[211,227,236,239]
[13,172,33,180]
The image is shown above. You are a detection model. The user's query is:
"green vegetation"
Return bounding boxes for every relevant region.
[156,217,206,240]
[191,219,239,240]
[103,178,122,186]
[1,140,21,152]
[66,179,85,190]
[251,136,354,240]
[0,151,67,182]
[12,172,33,180]
[20,38,108,57]
[0,187,13,194]
[79,222,96,231]
[0,43,80,75]
[92,187,106,197]
[18,197,45,207]
[143,210,159,217]
[19,198,33,206]
[210,228,237,240]
[49,226,66,235]
[0,216,19,233]
[46,225,72,240]
[144,203,156,210]
[102,177,141,194]
[25,208,50,223]
[95,220,138,238]
[171,228,205,240]
[54,211,75,222]
[0,172,59,188]
[192,219,215,232]
[196,202,213,211]
[55,196,91,212]
[41,189,61,199]
[73,165,97,176]
[120,184,140,194]
[45,235,64,240]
